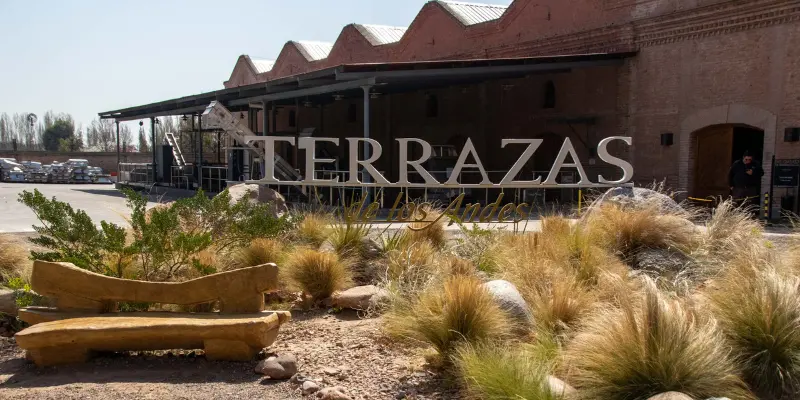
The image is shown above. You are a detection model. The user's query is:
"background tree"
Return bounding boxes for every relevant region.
[58,135,83,152]
[42,119,75,151]
[138,124,149,152]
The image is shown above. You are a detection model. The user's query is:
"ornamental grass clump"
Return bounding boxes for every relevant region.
[0,235,29,283]
[709,266,800,399]
[407,206,448,249]
[295,212,333,247]
[285,248,352,300]
[327,221,371,258]
[455,343,561,400]
[384,275,512,358]
[564,279,753,400]
[234,238,285,268]
[583,203,696,263]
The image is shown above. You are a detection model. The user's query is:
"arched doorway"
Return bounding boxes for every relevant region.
[693,124,765,199]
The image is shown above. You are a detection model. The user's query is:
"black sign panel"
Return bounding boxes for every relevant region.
[774,165,800,187]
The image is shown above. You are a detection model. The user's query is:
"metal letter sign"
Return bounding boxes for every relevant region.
[243,135,634,189]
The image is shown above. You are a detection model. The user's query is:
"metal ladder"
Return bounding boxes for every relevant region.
[201,101,305,194]
[164,132,186,167]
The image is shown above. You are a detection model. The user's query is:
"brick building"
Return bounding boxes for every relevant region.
[101,0,800,213]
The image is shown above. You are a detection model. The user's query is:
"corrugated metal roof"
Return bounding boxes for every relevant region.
[292,41,333,61]
[250,58,275,74]
[437,1,508,26]
[354,24,408,46]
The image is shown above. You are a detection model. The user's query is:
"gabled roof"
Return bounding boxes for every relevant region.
[437,0,508,26]
[250,59,275,74]
[292,41,334,61]
[353,24,408,46]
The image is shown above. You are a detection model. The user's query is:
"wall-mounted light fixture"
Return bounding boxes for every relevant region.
[661,132,674,146]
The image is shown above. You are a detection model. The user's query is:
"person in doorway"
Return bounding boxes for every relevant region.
[728,150,764,207]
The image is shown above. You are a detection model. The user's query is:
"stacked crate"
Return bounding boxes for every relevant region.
[47,163,71,183]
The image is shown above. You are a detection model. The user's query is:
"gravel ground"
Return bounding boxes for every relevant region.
[0,310,456,400]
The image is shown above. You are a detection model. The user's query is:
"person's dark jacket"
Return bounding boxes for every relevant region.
[728,159,764,188]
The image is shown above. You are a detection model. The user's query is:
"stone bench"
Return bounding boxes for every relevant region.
[16,261,291,367]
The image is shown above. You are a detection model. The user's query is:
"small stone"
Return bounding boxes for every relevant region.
[254,354,298,380]
[395,390,407,399]
[647,392,694,400]
[302,380,321,395]
[316,386,351,400]
[290,373,310,384]
[547,375,576,397]
[323,367,340,376]
[331,285,390,310]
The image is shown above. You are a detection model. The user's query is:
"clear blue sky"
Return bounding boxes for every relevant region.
[0,0,432,130]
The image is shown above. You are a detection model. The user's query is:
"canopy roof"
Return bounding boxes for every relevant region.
[99,52,636,122]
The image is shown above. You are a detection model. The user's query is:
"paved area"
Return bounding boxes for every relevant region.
[0,183,158,233]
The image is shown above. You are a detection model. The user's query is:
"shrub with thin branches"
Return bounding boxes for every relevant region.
[564,279,753,400]
[285,249,352,300]
[383,240,439,296]
[709,266,800,399]
[384,275,512,357]
[455,342,561,400]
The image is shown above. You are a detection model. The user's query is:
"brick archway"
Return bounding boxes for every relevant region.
[679,104,777,199]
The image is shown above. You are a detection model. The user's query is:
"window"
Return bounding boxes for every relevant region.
[288,109,296,127]
[425,94,438,118]
[347,103,357,123]
[543,81,556,109]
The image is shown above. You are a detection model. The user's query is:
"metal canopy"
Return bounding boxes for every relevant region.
[98,52,636,122]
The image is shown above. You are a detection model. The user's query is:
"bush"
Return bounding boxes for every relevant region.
[384,241,439,296]
[0,235,29,282]
[564,279,753,399]
[285,249,352,300]
[455,343,560,400]
[384,275,512,358]
[295,212,333,247]
[531,274,596,338]
[709,267,800,398]
[234,238,284,269]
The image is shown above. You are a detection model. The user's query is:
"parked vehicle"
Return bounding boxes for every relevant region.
[0,158,26,182]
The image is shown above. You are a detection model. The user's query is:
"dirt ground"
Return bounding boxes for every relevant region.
[0,310,456,400]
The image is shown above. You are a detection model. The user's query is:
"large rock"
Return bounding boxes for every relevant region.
[0,289,17,316]
[647,392,694,400]
[633,248,693,273]
[547,375,576,397]
[331,285,389,310]
[254,353,298,379]
[225,183,288,218]
[588,187,683,215]
[482,280,533,327]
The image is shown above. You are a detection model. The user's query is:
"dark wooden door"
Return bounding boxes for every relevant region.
[694,125,734,199]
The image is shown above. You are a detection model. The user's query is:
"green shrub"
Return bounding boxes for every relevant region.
[455,343,561,400]
[6,276,42,308]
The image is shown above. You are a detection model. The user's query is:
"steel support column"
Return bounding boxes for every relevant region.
[150,118,156,183]
[198,113,203,190]
[115,120,120,171]
[362,85,373,201]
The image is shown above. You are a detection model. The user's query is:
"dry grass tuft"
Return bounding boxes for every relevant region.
[285,248,352,300]
[583,203,696,262]
[692,199,767,274]
[455,342,560,400]
[383,241,439,296]
[564,279,753,399]
[0,235,30,283]
[709,266,800,398]
[295,212,334,247]
[384,275,512,357]
[234,238,284,269]
[531,274,597,338]
[327,222,371,258]
[443,256,477,277]
[407,206,448,248]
